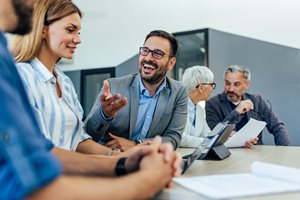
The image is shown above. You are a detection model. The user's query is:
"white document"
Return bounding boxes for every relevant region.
[173,162,300,199]
[224,118,266,148]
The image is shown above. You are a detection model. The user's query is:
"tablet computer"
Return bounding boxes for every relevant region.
[181,123,235,174]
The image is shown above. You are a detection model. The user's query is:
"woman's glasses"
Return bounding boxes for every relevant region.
[196,83,216,90]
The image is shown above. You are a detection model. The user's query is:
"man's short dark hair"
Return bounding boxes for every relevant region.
[144,30,178,57]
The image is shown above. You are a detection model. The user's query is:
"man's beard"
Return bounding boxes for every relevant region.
[140,60,168,84]
[10,0,34,35]
[141,69,167,84]
[226,91,241,102]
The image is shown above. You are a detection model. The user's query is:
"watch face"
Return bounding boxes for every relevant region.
[135,140,142,144]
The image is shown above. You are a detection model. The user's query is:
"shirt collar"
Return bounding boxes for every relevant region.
[30,57,64,83]
[138,75,167,97]
[188,97,197,111]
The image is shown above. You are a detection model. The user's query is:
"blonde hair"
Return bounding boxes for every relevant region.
[11,0,81,62]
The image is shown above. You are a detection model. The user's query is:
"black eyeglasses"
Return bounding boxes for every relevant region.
[139,47,170,59]
[196,83,216,90]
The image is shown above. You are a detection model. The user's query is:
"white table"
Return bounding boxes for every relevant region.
[154,145,300,200]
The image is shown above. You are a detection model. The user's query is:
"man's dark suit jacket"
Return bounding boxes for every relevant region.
[205,92,290,145]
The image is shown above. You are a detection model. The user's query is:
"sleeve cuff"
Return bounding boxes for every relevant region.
[100,109,114,121]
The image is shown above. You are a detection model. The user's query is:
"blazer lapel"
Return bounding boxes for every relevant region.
[129,76,140,136]
[147,87,170,137]
[220,92,234,116]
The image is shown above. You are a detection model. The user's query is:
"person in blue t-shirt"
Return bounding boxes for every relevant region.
[0,0,181,199]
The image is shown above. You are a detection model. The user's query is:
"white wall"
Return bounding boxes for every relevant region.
[13,0,300,71]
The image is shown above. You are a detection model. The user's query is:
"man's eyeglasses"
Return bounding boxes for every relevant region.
[196,83,216,90]
[139,47,170,59]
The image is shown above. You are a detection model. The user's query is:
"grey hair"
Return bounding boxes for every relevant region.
[224,65,251,81]
[181,66,214,92]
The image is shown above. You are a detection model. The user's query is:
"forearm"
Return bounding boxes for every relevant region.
[76,139,119,156]
[271,124,290,146]
[26,171,164,200]
[206,106,241,129]
[180,134,204,148]
[265,110,290,146]
[52,147,117,176]
[161,132,181,149]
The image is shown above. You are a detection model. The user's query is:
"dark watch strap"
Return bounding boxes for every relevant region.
[115,157,127,176]
[134,139,143,144]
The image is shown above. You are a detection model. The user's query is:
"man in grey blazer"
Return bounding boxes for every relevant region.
[206,65,290,146]
[84,30,188,151]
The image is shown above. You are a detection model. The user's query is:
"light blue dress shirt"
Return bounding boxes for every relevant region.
[188,97,197,135]
[16,58,91,151]
[130,77,166,140]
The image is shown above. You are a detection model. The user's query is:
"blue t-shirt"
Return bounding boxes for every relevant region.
[0,32,62,199]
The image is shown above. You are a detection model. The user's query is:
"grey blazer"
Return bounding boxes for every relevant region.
[84,73,188,149]
[205,92,290,146]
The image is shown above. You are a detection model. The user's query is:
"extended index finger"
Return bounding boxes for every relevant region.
[103,80,111,96]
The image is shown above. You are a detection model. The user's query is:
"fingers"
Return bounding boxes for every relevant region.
[159,142,173,162]
[166,181,173,188]
[105,139,119,147]
[132,146,153,159]
[108,132,118,139]
[244,137,258,148]
[245,99,254,110]
[244,141,252,148]
[103,80,110,96]
[237,99,254,114]
[101,80,113,102]
[154,137,182,177]
[107,97,127,112]
[100,80,128,118]
[101,93,121,104]
[101,96,128,117]
[251,138,258,145]
[151,136,162,151]
[172,152,182,177]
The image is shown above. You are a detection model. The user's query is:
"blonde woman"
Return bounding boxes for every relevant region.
[12,0,119,155]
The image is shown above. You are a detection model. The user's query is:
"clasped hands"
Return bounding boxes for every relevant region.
[123,136,182,187]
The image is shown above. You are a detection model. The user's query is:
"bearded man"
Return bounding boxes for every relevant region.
[85,30,188,151]
[205,65,290,146]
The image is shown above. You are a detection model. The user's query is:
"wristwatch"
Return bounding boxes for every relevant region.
[134,139,143,145]
[115,157,127,176]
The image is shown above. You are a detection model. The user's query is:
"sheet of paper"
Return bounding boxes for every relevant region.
[224,118,266,148]
[252,162,300,185]
[174,162,300,199]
